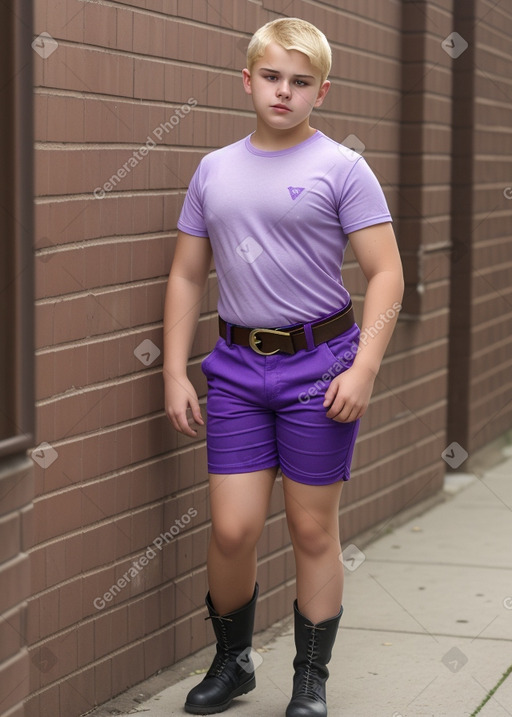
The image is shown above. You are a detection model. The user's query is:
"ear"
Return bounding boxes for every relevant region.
[313,80,331,108]
[242,68,252,95]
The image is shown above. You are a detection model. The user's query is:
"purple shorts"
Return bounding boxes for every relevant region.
[201,315,361,486]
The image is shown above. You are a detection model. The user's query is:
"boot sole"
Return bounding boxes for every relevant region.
[184,676,256,715]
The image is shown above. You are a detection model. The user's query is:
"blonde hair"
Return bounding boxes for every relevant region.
[247,18,332,85]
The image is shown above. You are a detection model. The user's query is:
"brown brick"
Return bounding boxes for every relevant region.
[110,642,145,696]
[94,658,113,707]
[0,650,30,715]
[38,683,60,717]
[0,555,30,617]
[58,579,83,631]
[0,513,20,566]
[0,606,24,664]
[59,666,96,716]
[174,611,210,663]
[0,461,34,516]
[94,605,128,660]
[143,626,175,678]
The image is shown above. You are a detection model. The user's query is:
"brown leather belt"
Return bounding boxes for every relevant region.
[218,303,355,356]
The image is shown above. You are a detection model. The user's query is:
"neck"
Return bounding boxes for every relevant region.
[250,119,316,151]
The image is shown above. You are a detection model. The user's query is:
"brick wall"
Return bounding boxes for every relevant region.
[23,1,511,716]
[0,2,34,716]
[448,0,512,453]
[471,0,512,447]
[0,458,33,717]
[339,0,454,542]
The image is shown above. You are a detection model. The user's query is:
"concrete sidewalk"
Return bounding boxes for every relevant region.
[90,442,512,717]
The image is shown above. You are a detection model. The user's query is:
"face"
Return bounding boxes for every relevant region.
[242,43,330,131]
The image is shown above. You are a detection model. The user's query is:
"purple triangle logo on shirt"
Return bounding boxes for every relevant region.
[288,186,305,200]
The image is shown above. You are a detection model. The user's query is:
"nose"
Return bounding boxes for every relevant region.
[276,79,291,100]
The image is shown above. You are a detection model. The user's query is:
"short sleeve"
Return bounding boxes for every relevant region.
[177,162,209,237]
[338,157,392,235]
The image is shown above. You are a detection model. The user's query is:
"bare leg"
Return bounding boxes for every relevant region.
[283,475,344,624]
[207,467,277,615]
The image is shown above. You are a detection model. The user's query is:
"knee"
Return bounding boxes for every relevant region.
[288,517,338,558]
[211,521,260,557]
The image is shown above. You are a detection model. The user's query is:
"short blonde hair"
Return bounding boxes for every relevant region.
[247,18,332,85]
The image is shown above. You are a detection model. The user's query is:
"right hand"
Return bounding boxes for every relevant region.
[164,373,204,437]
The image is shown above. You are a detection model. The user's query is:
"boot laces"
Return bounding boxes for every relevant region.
[300,624,326,696]
[205,614,233,676]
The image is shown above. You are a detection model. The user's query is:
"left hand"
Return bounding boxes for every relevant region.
[323,364,376,422]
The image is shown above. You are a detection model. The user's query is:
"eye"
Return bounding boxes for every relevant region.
[265,75,278,82]
[295,80,308,87]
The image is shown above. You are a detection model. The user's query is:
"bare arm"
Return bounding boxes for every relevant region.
[163,231,212,436]
[323,222,404,422]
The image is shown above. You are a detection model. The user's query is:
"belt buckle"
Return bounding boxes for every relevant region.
[249,328,291,356]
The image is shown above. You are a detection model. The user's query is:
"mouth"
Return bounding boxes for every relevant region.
[271,104,292,112]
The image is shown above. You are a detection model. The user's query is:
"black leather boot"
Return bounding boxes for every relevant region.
[184,584,259,714]
[286,600,343,717]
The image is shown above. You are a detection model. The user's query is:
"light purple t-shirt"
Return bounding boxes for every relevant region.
[177,130,392,327]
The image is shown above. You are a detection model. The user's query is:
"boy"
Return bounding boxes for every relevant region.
[164,17,404,717]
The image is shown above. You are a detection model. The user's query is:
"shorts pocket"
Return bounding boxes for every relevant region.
[322,325,360,369]
[201,338,223,377]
